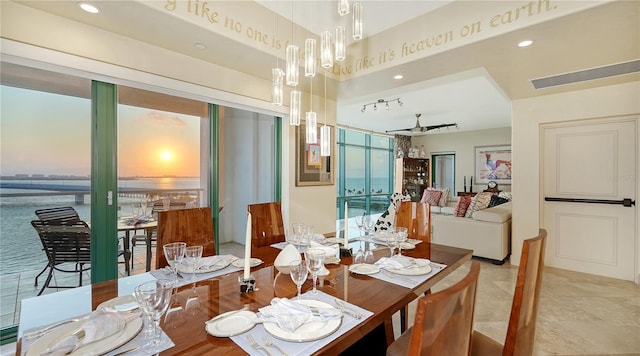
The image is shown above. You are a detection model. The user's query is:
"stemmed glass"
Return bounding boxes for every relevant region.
[135,279,174,354]
[289,259,309,299]
[163,242,186,280]
[354,214,365,262]
[384,232,397,257]
[394,227,408,256]
[291,223,304,244]
[184,245,203,281]
[304,248,325,294]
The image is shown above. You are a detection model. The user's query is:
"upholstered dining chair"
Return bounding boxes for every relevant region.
[31,219,92,296]
[387,261,481,356]
[471,229,547,356]
[248,202,286,254]
[155,207,215,270]
[394,201,431,242]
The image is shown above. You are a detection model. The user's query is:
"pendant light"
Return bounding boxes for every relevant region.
[285,44,299,86]
[320,72,331,157]
[305,38,316,77]
[335,26,346,62]
[306,76,317,143]
[352,3,363,40]
[271,68,284,106]
[320,31,333,69]
[338,0,350,16]
[290,90,301,126]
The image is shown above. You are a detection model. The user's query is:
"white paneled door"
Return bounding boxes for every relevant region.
[543,118,637,281]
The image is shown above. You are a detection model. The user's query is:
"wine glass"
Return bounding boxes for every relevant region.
[394,227,408,256]
[291,223,305,244]
[135,279,174,354]
[363,216,375,242]
[184,245,203,281]
[289,259,309,299]
[163,242,186,280]
[384,231,397,257]
[304,248,325,294]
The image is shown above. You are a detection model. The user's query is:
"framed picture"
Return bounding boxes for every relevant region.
[474,145,512,184]
[296,122,334,186]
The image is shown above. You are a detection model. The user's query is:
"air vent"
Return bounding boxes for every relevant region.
[532,60,640,89]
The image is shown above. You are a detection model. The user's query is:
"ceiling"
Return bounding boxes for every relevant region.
[7,1,640,135]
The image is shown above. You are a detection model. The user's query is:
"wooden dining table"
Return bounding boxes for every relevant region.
[18,241,472,355]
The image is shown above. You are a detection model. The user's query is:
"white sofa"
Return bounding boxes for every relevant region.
[431,201,511,263]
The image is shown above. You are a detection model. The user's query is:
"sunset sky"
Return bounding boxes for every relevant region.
[1,85,201,177]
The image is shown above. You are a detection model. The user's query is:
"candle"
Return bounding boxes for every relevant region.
[343,265,348,299]
[244,212,252,279]
[344,201,349,246]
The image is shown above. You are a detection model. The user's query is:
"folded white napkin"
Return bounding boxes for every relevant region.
[308,241,339,256]
[375,255,430,270]
[197,255,238,270]
[256,298,342,332]
[43,310,127,355]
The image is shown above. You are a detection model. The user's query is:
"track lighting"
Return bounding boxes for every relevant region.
[361,98,402,113]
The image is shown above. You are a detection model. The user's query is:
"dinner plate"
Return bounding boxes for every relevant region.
[387,263,432,276]
[231,258,263,268]
[263,300,342,342]
[205,310,257,337]
[399,242,416,250]
[324,256,340,264]
[323,238,343,245]
[178,259,231,274]
[348,263,380,275]
[26,316,143,356]
[97,295,139,312]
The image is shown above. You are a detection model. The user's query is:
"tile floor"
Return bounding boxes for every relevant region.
[2,242,639,355]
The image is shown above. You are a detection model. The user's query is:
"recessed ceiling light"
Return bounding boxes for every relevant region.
[194,43,207,50]
[518,40,533,47]
[78,2,100,14]
[394,74,404,80]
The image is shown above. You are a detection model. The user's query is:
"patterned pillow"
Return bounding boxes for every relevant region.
[488,195,510,208]
[465,192,493,217]
[453,196,472,217]
[421,189,442,206]
[427,187,451,206]
[498,191,512,201]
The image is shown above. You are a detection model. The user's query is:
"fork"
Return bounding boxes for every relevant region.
[247,335,272,356]
[333,299,363,319]
[262,336,287,356]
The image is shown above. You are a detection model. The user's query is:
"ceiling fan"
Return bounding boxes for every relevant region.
[385,113,458,134]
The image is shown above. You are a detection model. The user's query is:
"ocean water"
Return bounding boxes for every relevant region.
[0,177,200,276]
[343,177,391,195]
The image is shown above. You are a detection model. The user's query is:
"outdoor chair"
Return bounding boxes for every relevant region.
[34,206,80,222]
[387,261,481,356]
[471,229,547,356]
[30,219,91,296]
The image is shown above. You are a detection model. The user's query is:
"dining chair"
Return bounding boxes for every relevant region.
[471,229,547,356]
[30,219,92,296]
[387,261,481,356]
[155,207,215,269]
[248,202,286,254]
[394,201,431,242]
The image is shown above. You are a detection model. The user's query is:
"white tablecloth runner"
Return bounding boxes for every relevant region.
[150,255,244,288]
[370,261,446,289]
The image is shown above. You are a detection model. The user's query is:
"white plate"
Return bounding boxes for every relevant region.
[323,238,343,245]
[205,310,257,337]
[387,264,432,276]
[231,258,263,268]
[399,242,416,250]
[178,259,230,274]
[26,316,143,356]
[97,295,138,312]
[324,256,340,264]
[263,300,342,342]
[348,263,380,275]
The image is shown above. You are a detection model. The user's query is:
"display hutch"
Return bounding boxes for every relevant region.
[394,157,429,201]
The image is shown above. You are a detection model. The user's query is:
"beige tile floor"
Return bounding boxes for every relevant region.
[2,242,639,355]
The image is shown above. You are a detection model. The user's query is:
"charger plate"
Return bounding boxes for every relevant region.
[206,310,258,337]
[387,263,432,276]
[263,300,342,342]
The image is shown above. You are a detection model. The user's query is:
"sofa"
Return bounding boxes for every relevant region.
[426,190,512,263]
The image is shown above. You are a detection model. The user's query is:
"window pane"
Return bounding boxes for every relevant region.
[371,150,390,195]
[370,134,390,149]
[344,130,365,145]
[345,146,365,196]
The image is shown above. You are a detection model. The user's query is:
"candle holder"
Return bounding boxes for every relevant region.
[340,247,352,257]
[238,275,256,294]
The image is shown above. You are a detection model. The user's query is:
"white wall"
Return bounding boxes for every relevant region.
[511,81,640,269]
[412,127,512,193]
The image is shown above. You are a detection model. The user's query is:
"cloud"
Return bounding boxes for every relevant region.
[140,111,187,127]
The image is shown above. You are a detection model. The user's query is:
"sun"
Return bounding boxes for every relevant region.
[161,150,173,161]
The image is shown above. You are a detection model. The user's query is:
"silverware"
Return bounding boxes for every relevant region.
[333,299,363,319]
[262,336,287,356]
[205,306,248,324]
[113,345,141,355]
[381,269,418,285]
[247,335,272,356]
[22,317,82,340]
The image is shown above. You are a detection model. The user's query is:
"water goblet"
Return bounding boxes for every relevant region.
[363,216,375,242]
[163,242,186,280]
[384,231,397,257]
[394,227,408,256]
[302,225,314,244]
[304,248,325,294]
[289,259,309,299]
[135,279,174,354]
[291,223,305,244]
[184,245,203,281]
[364,244,375,264]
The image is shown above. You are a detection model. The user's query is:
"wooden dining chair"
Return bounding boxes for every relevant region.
[394,201,431,242]
[30,219,92,296]
[471,229,547,356]
[248,202,286,253]
[155,207,216,269]
[387,261,481,356]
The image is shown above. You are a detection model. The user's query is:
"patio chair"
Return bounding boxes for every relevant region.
[34,206,80,222]
[248,202,285,254]
[387,261,481,356]
[471,229,547,356]
[155,207,215,269]
[30,219,91,296]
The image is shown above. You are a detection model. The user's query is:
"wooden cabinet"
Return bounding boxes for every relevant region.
[395,158,429,201]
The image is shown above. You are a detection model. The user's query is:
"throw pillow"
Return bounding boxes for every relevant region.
[453,196,472,217]
[498,191,512,201]
[421,189,442,206]
[488,195,510,208]
[465,192,493,217]
[427,187,451,206]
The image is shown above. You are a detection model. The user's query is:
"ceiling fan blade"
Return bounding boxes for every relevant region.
[385,127,414,133]
[424,123,458,131]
